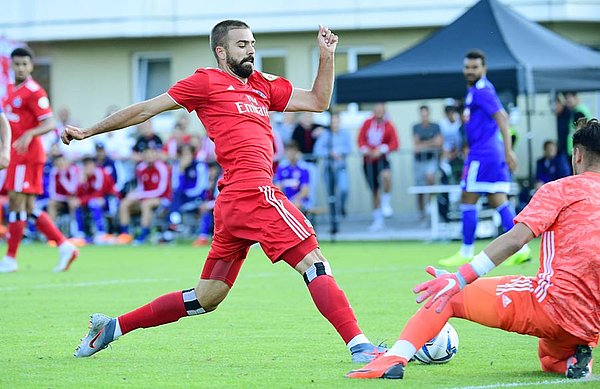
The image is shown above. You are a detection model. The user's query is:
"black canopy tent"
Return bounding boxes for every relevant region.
[336,0,600,183]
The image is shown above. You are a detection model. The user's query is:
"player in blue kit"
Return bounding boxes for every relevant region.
[439,50,530,266]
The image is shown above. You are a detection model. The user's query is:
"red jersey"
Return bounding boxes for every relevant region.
[514,171,600,343]
[133,160,171,200]
[77,167,118,205]
[357,116,400,162]
[2,77,53,164]
[167,68,293,189]
[49,165,79,201]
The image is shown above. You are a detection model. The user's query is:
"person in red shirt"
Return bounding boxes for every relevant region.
[357,103,400,231]
[116,147,170,245]
[348,118,600,381]
[47,154,78,224]
[65,20,385,363]
[0,47,78,273]
[69,156,119,245]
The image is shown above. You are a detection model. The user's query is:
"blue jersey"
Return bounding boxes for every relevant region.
[464,77,505,160]
[274,160,310,204]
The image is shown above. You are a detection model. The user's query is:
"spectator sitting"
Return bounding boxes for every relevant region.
[117,147,171,245]
[193,162,221,247]
[132,120,164,163]
[70,156,119,245]
[166,144,209,237]
[47,154,79,233]
[413,104,443,222]
[313,112,352,218]
[535,140,571,189]
[274,142,311,213]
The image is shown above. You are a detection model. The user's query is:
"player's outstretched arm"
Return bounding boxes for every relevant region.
[286,25,338,112]
[61,93,180,145]
[414,223,534,313]
[0,113,11,169]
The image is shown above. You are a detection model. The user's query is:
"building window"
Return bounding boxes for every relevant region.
[132,52,171,102]
[316,47,383,110]
[32,59,51,100]
[255,49,287,77]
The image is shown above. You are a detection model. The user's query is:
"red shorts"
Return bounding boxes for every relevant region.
[5,162,44,195]
[461,276,592,373]
[201,180,318,287]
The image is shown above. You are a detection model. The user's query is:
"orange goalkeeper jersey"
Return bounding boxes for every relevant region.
[514,171,600,344]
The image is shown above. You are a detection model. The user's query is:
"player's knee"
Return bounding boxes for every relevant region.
[194,281,230,312]
[300,258,333,286]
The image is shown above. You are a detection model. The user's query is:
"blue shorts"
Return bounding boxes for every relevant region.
[460,156,511,193]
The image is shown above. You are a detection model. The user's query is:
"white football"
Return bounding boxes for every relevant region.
[414,322,459,364]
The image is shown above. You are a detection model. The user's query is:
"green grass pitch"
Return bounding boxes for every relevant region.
[0,240,597,388]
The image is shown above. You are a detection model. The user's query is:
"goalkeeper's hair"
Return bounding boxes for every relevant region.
[210,20,250,61]
[573,118,600,165]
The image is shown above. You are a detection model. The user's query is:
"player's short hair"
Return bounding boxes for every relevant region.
[11,47,34,59]
[573,118,600,164]
[210,20,250,60]
[465,49,486,66]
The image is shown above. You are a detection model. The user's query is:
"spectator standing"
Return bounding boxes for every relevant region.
[553,94,572,158]
[412,105,442,222]
[313,112,352,218]
[439,102,463,183]
[271,112,297,145]
[132,120,163,162]
[291,112,323,163]
[358,103,399,231]
[564,92,591,156]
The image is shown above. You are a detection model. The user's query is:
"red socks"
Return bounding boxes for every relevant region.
[307,274,361,344]
[35,211,66,246]
[118,291,188,335]
[7,220,25,258]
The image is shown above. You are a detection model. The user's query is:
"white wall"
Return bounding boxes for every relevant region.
[2,0,599,42]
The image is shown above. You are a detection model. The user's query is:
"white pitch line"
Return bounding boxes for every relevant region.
[0,277,186,292]
[448,376,599,389]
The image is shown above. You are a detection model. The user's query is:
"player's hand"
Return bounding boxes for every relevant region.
[13,132,33,154]
[317,25,338,53]
[506,150,518,171]
[0,150,9,169]
[61,125,89,145]
[413,266,463,313]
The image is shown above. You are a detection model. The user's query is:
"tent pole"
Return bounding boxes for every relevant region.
[524,91,534,189]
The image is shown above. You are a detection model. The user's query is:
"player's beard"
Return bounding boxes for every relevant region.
[227,55,254,79]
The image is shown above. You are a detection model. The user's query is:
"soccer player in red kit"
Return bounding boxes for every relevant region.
[0,47,78,273]
[347,118,600,380]
[64,20,385,362]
